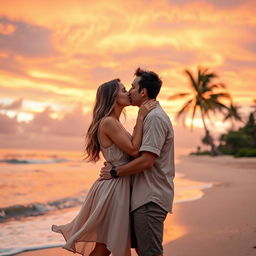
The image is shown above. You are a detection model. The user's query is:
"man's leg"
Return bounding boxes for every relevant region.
[131,202,167,256]
[131,210,139,254]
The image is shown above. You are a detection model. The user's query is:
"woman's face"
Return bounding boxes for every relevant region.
[116,82,131,107]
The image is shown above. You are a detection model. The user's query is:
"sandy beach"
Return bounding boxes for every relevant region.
[15,155,256,256]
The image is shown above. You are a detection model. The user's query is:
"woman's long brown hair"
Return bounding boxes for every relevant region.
[84,79,120,162]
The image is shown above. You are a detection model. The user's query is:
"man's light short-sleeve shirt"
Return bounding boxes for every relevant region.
[131,104,175,213]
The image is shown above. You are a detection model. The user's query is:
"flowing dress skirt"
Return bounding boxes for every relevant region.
[52,176,131,256]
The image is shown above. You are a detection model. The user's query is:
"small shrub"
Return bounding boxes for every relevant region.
[234,148,256,157]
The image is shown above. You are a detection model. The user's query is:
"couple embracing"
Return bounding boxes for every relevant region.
[52,68,175,256]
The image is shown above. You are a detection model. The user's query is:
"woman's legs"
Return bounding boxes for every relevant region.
[89,242,111,256]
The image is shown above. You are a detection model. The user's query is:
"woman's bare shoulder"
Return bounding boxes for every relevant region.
[101,116,119,128]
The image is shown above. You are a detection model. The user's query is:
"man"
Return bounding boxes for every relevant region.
[101,68,175,256]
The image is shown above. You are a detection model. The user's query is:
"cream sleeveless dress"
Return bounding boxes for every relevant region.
[52,143,131,256]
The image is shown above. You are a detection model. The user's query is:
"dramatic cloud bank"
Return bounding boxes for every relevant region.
[0,0,255,149]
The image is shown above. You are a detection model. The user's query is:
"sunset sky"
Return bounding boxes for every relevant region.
[0,0,255,151]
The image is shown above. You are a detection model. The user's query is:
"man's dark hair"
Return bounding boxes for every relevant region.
[134,67,162,99]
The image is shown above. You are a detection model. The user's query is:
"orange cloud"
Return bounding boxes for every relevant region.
[0,22,16,35]
[0,0,256,150]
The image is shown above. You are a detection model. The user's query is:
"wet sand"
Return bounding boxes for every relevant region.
[16,155,256,256]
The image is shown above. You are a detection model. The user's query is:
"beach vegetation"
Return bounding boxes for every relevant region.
[169,67,230,156]
[218,110,256,157]
[222,102,243,129]
[170,67,256,157]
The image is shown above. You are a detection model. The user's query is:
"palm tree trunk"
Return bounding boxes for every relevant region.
[200,108,219,156]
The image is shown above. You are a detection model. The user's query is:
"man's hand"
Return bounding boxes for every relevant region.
[99,162,113,180]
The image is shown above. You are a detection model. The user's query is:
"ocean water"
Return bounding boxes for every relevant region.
[0,148,212,256]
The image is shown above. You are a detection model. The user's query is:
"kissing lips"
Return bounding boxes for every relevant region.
[128,95,132,104]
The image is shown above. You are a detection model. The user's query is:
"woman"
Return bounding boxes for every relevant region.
[52,79,156,256]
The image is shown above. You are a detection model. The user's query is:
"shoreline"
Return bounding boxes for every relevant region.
[14,155,256,256]
[165,155,256,256]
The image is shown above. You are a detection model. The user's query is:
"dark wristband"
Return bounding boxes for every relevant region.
[110,165,118,178]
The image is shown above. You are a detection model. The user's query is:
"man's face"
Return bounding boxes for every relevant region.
[129,76,143,106]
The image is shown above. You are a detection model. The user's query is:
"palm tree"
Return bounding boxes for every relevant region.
[169,67,230,155]
[251,98,256,115]
[223,102,243,130]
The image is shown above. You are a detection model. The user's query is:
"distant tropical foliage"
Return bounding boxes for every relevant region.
[170,67,256,157]
[218,106,256,157]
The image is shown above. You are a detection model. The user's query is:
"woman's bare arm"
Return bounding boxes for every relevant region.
[102,100,156,157]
